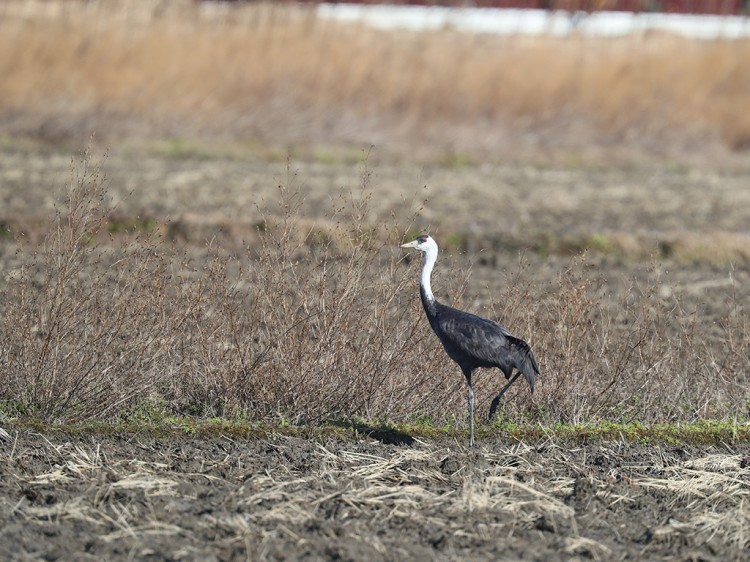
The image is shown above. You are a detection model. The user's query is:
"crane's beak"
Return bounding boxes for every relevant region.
[401,240,419,249]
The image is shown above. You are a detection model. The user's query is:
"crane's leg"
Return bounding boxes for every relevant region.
[488,371,522,422]
[464,370,475,448]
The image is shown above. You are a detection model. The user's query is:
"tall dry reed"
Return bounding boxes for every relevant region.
[1,0,749,152]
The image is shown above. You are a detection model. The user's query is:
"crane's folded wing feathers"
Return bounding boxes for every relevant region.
[437,304,538,391]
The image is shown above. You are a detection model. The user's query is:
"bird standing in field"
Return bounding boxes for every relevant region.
[401,234,539,448]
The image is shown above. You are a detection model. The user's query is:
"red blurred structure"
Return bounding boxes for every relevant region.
[290,1,749,15]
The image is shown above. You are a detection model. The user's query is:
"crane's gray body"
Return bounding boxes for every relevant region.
[420,285,538,391]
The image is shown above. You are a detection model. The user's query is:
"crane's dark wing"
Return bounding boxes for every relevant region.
[435,303,538,391]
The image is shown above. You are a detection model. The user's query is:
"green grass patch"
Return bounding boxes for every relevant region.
[106,214,159,235]
[3,417,749,447]
[439,150,474,169]
[151,138,219,160]
[481,419,750,446]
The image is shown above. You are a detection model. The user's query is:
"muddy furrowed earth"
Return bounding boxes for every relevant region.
[1,429,749,561]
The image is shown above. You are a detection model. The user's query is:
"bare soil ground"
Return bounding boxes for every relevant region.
[3,142,750,239]
[1,429,749,561]
[2,142,749,313]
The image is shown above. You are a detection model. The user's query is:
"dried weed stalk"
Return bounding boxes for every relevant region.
[0,153,186,421]
[0,154,748,425]
[487,253,748,425]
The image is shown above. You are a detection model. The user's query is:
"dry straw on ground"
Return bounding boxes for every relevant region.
[2,432,749,560]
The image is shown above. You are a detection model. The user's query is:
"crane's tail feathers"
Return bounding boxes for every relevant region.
[523,353,538,393]
[513,337,539,393]
[488,345,539,421]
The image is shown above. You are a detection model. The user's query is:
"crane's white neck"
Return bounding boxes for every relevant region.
[420,243,438,303]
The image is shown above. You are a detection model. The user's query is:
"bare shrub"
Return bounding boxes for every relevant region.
[0,152,183,421]
[0,155,458,424]
[166,165,460,423]
[491,255,749,425]
[1,154,748,426]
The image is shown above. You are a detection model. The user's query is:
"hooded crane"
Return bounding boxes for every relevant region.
[401,234,539,447]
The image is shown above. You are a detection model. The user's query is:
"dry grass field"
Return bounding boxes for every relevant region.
[1,1,750,559]
[1,146,748,427]
[2,0,750,159]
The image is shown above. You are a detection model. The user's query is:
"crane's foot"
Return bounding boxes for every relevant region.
[487,398,501,422]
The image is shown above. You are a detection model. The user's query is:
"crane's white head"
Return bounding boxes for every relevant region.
[401,234,438,254]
